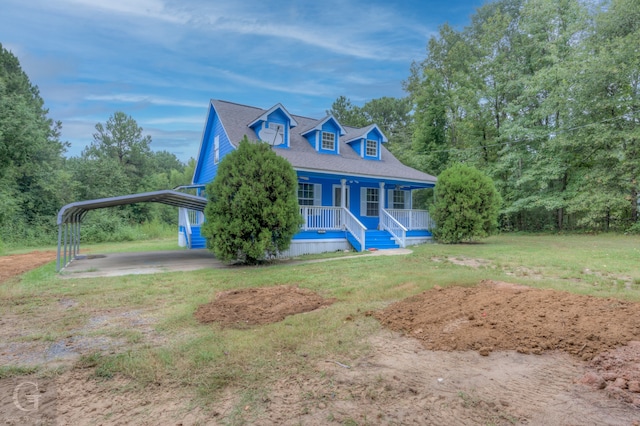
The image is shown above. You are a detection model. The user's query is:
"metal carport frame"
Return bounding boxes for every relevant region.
[56,190,207,272]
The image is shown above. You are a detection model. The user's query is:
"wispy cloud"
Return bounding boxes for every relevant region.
[62,0,190,24]
[85,94,204,108]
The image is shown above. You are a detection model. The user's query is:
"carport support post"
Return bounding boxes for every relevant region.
[75,220,80,258]
[72,220,77,258]
[63,223,68,269]
[56,224,62,272]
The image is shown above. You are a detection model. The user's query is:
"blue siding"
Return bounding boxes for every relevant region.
[304,130,318,149]
[317,121,340,155]
[363,129,382,161]
[193,106,235,185]
[293,230,348,240]
[349,139,363,157]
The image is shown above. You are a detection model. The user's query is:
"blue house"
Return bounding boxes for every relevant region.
[179,100,437,256]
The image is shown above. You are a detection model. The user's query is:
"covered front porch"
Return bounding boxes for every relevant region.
[177,173,436,256]
[291,172,435,253]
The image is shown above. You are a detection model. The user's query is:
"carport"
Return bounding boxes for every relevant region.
[56,190,207,272]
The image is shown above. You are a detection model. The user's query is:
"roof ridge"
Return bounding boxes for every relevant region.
[212,99,265,112]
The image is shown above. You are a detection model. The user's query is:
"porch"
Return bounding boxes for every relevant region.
[296,206,434,252]
[178,205,433,254]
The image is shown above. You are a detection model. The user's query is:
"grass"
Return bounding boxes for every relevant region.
[2,233,640,422]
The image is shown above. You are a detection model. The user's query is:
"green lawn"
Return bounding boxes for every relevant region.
[2,233,639,419]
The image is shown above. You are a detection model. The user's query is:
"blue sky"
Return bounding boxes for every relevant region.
[1,0,485,162]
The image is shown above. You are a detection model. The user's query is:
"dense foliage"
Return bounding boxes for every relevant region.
[0,44,193,246]
[201,138,303,264]
[407,0,639,232]
[432,164,501,243]
[333,0,639,233]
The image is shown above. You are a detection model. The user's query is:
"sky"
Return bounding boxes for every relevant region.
[1,0,486,162]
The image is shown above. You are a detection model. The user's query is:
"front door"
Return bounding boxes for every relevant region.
[333,185,350,208]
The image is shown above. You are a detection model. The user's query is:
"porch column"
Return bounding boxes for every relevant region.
[340,179,346,229]
[379,182,385,220]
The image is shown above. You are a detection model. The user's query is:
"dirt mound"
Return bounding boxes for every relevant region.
[375,280,640,361]
[578,342,640,406]
[194,285,336,328]
[0,251,56,283]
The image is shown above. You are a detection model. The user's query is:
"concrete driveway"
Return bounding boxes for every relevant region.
[60,249,223,279]
[59,248,413,279]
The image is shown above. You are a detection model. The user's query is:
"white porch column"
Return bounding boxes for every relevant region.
[379,182,385,220]
[340,179,347,208]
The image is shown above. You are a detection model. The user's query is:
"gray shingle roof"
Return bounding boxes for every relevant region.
[211,100,437,185]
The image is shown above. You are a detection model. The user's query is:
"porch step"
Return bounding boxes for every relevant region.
[189,226,206,249]
[364,230,399,250]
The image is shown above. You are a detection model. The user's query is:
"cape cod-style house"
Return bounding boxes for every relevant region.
[178,99,437,256]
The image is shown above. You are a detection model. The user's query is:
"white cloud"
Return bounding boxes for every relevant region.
[61,0,190,24]
[85,94,204,108]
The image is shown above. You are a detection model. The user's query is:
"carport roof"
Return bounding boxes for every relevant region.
[57,190,208,225]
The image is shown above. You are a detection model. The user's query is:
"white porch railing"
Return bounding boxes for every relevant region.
[381,209,407,247]
[299,205,366,251]
[342,208,366,251]
[188,209,204,226]
[179,207,193,248]
[300,206,343,230]
[386,209,434,230]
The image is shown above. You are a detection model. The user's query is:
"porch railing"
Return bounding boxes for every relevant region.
[179,207,192,248]
[300,206,343,231]
[381,209,407,248]
[386,209,434,230]
[299,205,366,251]
[342,208,366,251]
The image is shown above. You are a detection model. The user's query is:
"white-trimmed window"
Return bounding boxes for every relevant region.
[214,135,220,164]
[366,139,378,157]
[322,132,335,150]
[298,183,322,206]
[392,190,406,209]
[360,188,379,216]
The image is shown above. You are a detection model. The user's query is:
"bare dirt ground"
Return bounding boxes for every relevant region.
[194,285,337,327]
[0,250,56,282]
[2,253,640,424]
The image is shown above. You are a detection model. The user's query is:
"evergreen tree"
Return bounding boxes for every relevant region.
[432,164,501,243]
[201,138,303,264]
[0,43,70,243]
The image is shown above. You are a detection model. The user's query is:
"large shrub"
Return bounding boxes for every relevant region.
[201,137,303,263]
[432,163,501,243]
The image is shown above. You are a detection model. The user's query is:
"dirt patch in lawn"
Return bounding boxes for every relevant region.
[0,251,56,283]
[194,285,337,328]
[375,279,640,408]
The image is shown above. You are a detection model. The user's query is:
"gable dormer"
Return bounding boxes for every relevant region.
[344,124,388,160]
[248,103,298,149]
[301,115,346,155]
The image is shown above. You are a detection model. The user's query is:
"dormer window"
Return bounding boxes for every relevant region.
[366,139,378,157]
[322,132,335,151]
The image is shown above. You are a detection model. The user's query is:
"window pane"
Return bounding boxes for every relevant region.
[393,190,405,209]
[298,183,314,205]
[322,132,335,150]
[366,188,379,216]
[366,140,377,157]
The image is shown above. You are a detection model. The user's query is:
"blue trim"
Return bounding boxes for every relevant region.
[292,230,347,240]
[193,104,235,185]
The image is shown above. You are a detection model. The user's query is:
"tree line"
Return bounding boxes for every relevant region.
[0,43,193,247]
[331,0,639,233]
[2,0,637,249]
